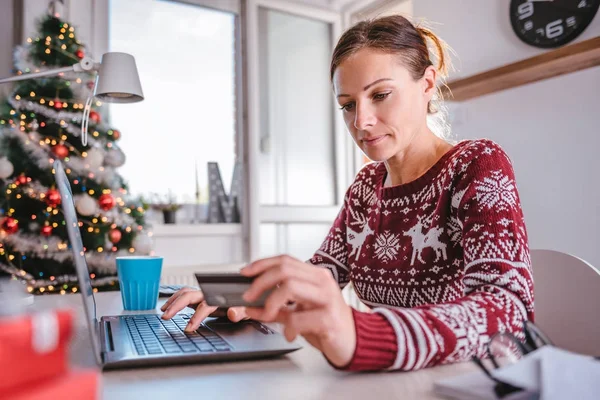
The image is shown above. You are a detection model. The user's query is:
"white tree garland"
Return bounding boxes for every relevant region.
[10,97,84,122]
[97,202,137,227]
[13,45,95,100]
[0,261,118,289]
[13,46,38,76]
[2,127,118,186]
[2,128,52,170]
[23,180,138,228]
[1,232,149,272]
[9,97,114,133]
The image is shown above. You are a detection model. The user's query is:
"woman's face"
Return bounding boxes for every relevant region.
[333,48,435,162]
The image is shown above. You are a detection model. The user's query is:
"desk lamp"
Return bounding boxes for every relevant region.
[0,52,143,145]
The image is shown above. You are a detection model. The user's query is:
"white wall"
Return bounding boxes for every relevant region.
[413,1,600,269]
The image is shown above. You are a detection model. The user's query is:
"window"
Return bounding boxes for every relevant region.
[108,0,238,202]
[257,7,337,206]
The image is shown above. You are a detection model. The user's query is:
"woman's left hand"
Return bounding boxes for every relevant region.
[240,255,356,368]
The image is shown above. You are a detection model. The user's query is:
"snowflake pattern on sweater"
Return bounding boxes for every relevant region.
[309,139,534,371]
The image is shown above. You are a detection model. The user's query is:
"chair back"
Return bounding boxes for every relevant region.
[530,249,600,356]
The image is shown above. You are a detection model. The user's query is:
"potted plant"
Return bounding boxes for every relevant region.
[149,191,182,224]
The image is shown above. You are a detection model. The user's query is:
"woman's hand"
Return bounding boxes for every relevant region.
[160,287,248,332]
[240,255,356,368]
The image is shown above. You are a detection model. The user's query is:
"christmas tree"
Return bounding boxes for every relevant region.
[0,12,152,294]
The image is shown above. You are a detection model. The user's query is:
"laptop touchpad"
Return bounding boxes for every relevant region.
[205,320,273,336]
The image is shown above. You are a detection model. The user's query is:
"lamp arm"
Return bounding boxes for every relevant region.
[0,57,99,84]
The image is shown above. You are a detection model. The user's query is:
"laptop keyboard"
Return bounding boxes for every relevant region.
[124,314,232,356]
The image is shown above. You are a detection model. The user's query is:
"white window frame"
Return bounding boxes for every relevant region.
[89,0,246,256]
[243,0,352,259]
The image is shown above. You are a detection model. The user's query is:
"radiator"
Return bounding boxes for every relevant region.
[160,263,244,287]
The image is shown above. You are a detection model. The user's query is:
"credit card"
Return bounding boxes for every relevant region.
[194,273,273,307]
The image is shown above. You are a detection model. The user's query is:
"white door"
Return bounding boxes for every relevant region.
[243,0,351,261]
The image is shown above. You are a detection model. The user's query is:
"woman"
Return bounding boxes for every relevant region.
[161,15,534,372]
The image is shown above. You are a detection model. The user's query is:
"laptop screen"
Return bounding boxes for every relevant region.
[54,160,102,365]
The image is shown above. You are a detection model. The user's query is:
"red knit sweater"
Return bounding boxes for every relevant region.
[309,139,534,371]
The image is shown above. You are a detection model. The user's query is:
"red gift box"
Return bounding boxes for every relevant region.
[0,309,74,393]
[4,369,100,400]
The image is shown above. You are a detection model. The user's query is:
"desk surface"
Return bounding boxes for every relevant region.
[34,292,475,400]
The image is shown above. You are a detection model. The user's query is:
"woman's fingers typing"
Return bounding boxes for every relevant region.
[184,306,248,332]
[227,307,249,322]
[184,301,217,331]
[159,287,195,312]
[184,306,249,331]
[161,290,204,320]
[160,289,250,331]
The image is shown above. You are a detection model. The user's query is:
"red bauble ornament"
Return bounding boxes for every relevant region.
[41,225,53,236]
[1,217,18,234]
[98,193,115,211]
[45,188,61,207]
[89,110,101,124]
[53,100,63,110]
[108,228,122,244]
[52,144,69,159]
[16,175,28,185]
[112,130,121,140]
[75,49,85,59]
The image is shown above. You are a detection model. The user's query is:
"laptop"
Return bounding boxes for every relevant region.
[54,160,301,370]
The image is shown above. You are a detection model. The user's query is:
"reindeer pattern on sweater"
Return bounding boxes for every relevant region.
[309,139,534,371]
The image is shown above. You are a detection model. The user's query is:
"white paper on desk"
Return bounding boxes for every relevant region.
[492,346,600,400]
[434,346,599,400]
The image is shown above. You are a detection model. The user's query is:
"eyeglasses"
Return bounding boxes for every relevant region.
[471,320,553,398]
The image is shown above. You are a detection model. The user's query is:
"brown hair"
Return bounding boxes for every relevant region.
[330,15,451,114]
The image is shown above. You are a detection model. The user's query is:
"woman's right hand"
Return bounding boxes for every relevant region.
[160,287,248,332]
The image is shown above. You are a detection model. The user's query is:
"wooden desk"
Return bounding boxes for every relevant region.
[33,292,475,400]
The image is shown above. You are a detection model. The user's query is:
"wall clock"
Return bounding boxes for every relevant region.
[510,0,599,48]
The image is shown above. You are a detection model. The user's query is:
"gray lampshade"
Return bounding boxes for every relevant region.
[94,52,144,103]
